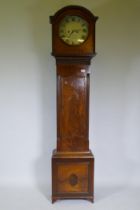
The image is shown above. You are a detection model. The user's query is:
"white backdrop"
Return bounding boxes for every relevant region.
[0,0,140,203]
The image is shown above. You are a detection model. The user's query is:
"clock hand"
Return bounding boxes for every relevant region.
[67,30,74,37]
[67,29,81,37]
[66,29,81,38]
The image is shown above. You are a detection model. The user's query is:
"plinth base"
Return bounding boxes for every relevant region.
[52,150,94,203]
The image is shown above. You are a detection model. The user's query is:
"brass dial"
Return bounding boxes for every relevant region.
[59,15,89,45]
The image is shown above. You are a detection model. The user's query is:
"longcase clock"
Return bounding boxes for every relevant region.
[50,5,98,203]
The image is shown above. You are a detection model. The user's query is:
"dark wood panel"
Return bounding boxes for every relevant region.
[60,76,87,136]
[52,152,94,203]
[57,162,89,193]
[57,64,89,151]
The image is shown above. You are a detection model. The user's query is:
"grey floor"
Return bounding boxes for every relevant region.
[0,185,140,210]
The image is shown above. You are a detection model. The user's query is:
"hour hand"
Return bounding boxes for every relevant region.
[67,30,74,37]
[67,29,81,37]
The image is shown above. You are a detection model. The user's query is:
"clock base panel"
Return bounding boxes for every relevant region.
[52,150,94,203]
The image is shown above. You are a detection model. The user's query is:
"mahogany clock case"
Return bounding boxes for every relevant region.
[50,6,98,203]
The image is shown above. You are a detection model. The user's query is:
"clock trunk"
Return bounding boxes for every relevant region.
[57,63,89,152]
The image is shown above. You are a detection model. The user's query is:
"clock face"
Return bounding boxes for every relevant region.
[59,15,89,46]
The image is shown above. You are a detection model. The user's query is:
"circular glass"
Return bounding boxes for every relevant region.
[59,15,89,46]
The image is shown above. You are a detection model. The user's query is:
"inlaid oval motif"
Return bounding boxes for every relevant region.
[69,174,78,186]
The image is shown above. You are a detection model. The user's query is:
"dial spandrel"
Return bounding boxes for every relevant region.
[59,15,89,45]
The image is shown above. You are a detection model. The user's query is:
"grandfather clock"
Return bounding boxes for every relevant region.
[50,6,98,203]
